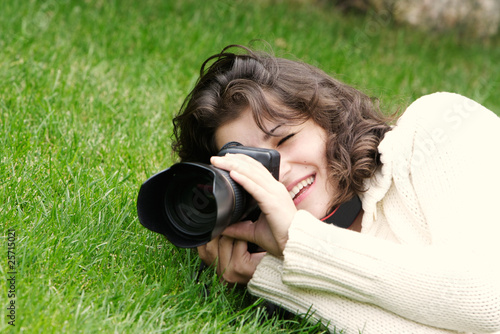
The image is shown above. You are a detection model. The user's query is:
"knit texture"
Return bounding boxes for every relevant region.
[248,93,500,334]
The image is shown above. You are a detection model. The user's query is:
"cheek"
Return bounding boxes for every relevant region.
[312,146,329,170]
[296,146,327,168]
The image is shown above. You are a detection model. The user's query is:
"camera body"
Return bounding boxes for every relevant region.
[217,141,280,178]
[137,142,280,248]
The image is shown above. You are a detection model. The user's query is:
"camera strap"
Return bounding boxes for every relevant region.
[321,195,362,229]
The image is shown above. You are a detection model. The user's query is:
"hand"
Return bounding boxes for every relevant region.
[211,154,297,257]
[197,236,266,285]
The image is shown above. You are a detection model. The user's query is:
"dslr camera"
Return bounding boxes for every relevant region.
[137,142,280,248]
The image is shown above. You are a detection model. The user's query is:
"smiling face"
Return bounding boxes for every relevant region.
[215,109,337,219]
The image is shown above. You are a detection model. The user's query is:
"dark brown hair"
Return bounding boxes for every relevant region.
[172,45,393,208]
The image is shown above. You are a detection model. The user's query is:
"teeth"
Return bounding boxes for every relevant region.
[288,176,315,200]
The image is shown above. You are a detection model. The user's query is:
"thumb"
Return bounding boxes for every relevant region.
[250,251,266,265]
[222,220,256,244]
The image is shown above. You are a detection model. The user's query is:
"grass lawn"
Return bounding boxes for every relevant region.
[1,0,499,333]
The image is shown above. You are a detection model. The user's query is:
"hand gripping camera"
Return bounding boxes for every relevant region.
[137,142,280,248]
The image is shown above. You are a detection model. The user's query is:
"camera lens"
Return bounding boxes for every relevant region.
[165,169,217,236]
[137,158,267,248]
[137,162,246,247]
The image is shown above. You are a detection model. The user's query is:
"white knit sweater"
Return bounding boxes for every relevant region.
[247,93,500,333]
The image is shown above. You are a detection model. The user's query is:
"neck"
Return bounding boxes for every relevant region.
[348,210,364,232]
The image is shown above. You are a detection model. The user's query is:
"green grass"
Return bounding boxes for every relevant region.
[1,0,499,333]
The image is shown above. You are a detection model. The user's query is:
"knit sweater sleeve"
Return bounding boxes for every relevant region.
[249,252,459,334]
[248,93,500,333]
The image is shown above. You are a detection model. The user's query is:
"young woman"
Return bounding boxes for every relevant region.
[171,45,500,333]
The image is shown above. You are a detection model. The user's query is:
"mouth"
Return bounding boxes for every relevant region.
[288,175,315,201]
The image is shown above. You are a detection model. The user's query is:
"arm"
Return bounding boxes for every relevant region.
[272,211,500,332]
[251,93,500,333]
[249,253,461,334]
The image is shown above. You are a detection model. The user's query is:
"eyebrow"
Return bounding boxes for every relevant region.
[263,124,282,141]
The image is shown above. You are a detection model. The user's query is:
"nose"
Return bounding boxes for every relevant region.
[278,151,291,182]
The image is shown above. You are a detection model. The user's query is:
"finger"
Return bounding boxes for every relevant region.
[198,238,219,266]
[223,161,293,221]
[222,220,257,244]
[211,154,274,181]
[211,155,284,207]
[230,167,294,220]
[231,239,262,278]
[226,240,265,284]
[197,244,208,261]
[212,153,262,167]
[250,251,266,267]
[232,239,267,270]
[216,235,234,276]
[229,169,265,194]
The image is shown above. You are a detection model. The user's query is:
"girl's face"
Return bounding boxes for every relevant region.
[214,109,337,219]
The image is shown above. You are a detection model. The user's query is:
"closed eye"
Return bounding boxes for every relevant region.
[277,133,295,147]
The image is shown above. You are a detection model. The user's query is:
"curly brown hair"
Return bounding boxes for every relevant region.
[172,45,393,208]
